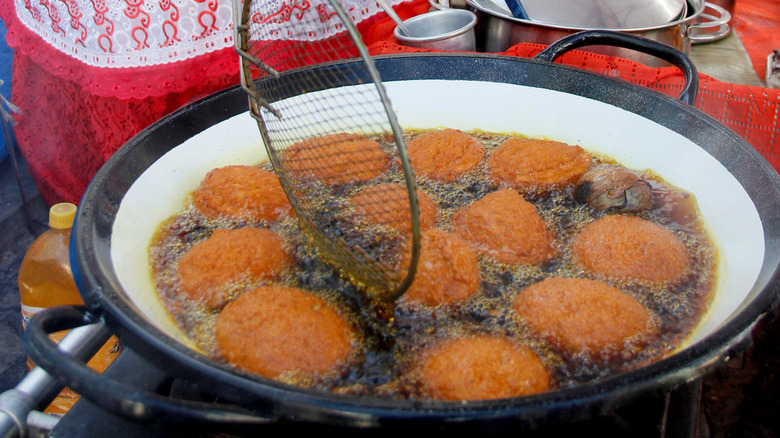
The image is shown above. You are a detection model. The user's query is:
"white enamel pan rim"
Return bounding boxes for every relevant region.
[111,79,764,355]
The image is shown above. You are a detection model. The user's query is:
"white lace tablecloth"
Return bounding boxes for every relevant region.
[11,0,407,68]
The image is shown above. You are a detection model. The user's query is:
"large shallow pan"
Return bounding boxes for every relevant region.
[25,32,780,432]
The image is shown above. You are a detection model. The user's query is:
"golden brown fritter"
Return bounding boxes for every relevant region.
[283,133,389,185]
[488,138,592,192]
[406,129,486,182]
[416,335,550,401]
[513,277,652,354]
[216,286,355,380]
[571,215,691,283]
[192,165,292,222]
[399,228,480,307]
[349,183,438,234]
[175,227,293,309]
[450,189,555,264]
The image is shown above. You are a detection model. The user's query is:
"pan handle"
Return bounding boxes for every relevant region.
[689,3,732,44]
[534,30,699,106]
[24,305,275,430]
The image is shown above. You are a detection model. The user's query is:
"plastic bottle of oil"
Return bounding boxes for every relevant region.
[18,202,120,416]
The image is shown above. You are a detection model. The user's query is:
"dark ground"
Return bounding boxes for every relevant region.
[0,144,47,395]
[0,142,778,437]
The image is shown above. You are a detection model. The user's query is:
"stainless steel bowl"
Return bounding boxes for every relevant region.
[394,8,478,51]
[498,0,687,29]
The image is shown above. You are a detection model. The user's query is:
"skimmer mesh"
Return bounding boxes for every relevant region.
[233,0,420,302]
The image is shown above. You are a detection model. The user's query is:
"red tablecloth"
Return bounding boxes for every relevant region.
[733,0,780,81]
[0,0,407,205]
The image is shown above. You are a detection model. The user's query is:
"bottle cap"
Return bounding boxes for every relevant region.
[49,202,78,229]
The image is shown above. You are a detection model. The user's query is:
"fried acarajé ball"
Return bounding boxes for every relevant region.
[571,215,691,283]
[216,286,356,380]
[175,228,293,309]
[406,129,486,182]
[399,228,480,307]
[416,335,550,401]
[513,277,652,354]
[488,138,592,192]
[349,183,438,234]
[450,189,555,265]
[192,165,292,222]
[283,133,389,185]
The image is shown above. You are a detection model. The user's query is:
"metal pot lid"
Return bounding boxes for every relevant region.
[478,0,687,29]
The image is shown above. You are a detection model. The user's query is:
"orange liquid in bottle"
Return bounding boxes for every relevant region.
[18,202,120,416]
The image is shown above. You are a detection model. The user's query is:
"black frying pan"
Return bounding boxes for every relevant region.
[24,31,780,433]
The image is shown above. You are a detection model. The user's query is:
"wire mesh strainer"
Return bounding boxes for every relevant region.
[233,0,421,302]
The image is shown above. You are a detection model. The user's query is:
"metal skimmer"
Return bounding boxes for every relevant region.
[233,0,421,302]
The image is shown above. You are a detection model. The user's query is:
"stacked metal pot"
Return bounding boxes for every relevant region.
[455,0,732,64]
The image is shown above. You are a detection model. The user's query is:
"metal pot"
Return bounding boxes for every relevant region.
[24,32,780,433]
[465,0,732,65]
[394,8,478,51]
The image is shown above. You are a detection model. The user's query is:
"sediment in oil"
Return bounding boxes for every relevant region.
[148,130,717,399]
